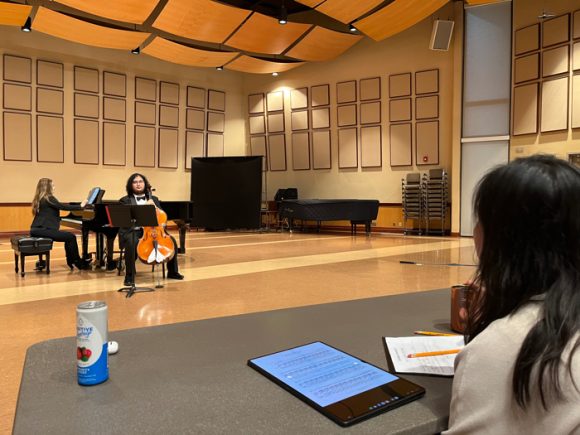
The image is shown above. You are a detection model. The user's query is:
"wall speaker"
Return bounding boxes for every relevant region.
[430,20,454,51]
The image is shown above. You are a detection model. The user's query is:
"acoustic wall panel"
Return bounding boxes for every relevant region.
[514,53,540,83]
[3,112,32,161]
[312,107,330,129]
[337,104,357,127]
[415,96,438,120]
[268,134,286,171]
[415,69,439,95]
[291,132,310,170]
[312,130,331,170]
[542,14,570,48]
[103,122,126,166]
[135,101,156,124]
[248,93,264,113]
[389,73,411,98]
[572,74,580,129]
[207,133,224,157]
[542,45,569,78]
[267,112,285,132]
[187,86,206,108]
[575,9,580,40]
[389,123,412,167]
[336,80,356,104]
[74,66,99,93]
[134,125,155,167]
[515,23,539,55]
[135,77,156,101]
[359,77,380,101]
[208,89,225,111]
[160,81,179,105]
[74,93,99,118]
[291,110,308,131]
[338,128,357,169]
[360,125,382,168]
[3,83,31,111]
[74,119,99,164]
[541,76,569,132]
[512,83,538,135]
[389,98,411,122]
[267,91,284,112]
[185,130,205,169]
[103,71,126,97]
[249,115,266,135]
[360,101,381,125]
[158,128,179,168]
[3,55,31,83]
[250,135,267,171]
[37,88,64,114]
[159,105,179,127]
[207,111,225,133]
[187,108,205,131]
[37,60,63,88]
[36,115,64,163]
[311,84,329,107]
[574,42,580,71]
[103,97,126,122]
[290,87,308,109]
[416,121,439,165]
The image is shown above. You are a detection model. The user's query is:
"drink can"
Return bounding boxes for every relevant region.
[450,285,471,333]
[76,301,108,385]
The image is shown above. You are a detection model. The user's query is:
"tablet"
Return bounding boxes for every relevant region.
[248,341,425,427]
[86,187,102,205]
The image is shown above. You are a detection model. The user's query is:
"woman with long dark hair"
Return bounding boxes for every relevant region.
[445,155,580,433]
[30,178,91,270]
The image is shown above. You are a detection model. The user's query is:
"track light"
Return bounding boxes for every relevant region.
[131,47,140,55]
[21,17,32,32]
[349,24,357,33]
[278,2,287,24]
[216,66,224,71]
[272,72,279,77]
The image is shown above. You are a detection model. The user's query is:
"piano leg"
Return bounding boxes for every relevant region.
[177,223,186,254]
[82,226,90,260]
[96,233,105,267]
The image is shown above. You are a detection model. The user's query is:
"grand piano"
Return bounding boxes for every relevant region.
[61,200,194,264]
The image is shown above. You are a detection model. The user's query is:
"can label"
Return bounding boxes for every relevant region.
[77,302,108,385]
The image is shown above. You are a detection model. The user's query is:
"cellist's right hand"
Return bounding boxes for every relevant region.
[147,199,155,206]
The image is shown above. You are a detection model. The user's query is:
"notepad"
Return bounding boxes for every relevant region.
[383,336,465,376]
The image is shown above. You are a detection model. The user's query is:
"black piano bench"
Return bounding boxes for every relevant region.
[11,236,53,277]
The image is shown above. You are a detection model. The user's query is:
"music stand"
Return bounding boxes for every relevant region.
[106,204,158,298]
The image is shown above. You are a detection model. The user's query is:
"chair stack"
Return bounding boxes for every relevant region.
[401,173,423,235]
[422,168,449,235]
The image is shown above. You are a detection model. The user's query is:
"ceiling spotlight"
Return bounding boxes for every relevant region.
[272,72,279,77]
[216,66,224,71]
[131,47,140,55]
[537,10,555,19]
[21,17,32,32]
[278,2,288,25]
[349,24,357,33]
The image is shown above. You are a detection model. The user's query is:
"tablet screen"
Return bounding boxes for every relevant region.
[248,341,425,426]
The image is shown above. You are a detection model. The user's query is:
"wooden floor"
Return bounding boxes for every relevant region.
[0,230,475,434]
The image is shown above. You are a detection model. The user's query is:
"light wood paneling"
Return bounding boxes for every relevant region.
[316,0,384,25]
[153,0,250,44]
[33,7,150,50]
[465,0,506,4]
[226,56,304,74]
[56,0,159,24]
[142,37,238,68]
[226,13,311,55]
[295,0,326,7]
[355,0,449,42]
[0,2,31,26]
[285,26,362,61]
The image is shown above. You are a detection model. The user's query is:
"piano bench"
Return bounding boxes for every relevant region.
[11,236,53,277]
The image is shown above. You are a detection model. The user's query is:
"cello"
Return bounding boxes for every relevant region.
[136,191,175,265]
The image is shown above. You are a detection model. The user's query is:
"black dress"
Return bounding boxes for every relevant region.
[30,196,84,267]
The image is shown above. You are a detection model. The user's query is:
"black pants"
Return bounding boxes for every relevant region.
[30,227,80,266]
[121,229,179,280]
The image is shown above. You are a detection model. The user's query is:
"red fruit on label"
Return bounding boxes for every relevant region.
[77,348,82,359]
[85,349,92,358]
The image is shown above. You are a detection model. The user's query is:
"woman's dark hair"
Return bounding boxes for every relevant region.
[125,173,152,197]
[469,154,580,410]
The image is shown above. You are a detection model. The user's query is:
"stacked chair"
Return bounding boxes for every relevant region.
[401,169,449,236]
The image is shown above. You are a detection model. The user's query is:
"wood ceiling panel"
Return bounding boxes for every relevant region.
[142,37,239,68]
[355,0,449,41]
[54,0,160,24]
[225,55,305,74]
[33,7,150,50]
[226,13,312,55]
[316,0,384,24]
[465,0,505,4]
[0,3,32,26]
[286,26,362,61]
[153,0,250,44]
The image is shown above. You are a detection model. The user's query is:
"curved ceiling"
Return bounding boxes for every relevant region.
[2,0,451,74]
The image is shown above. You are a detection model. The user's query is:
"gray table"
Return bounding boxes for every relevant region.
[14,289,454,434]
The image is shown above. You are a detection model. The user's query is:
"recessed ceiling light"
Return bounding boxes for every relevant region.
[349,24,357,33]
[216,66,224,71]
[272,72,279,77]
[131,47,140,54]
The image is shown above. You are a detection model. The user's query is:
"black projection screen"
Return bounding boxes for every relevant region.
[190,156,262,230]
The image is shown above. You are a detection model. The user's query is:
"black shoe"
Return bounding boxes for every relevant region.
[73,258,91,270]
[35,260,46,271]
[167,272,184,280]
[106,260,118,271]
[124,276,134,287]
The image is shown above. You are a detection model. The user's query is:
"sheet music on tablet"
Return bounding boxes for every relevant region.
[384,336,465,376]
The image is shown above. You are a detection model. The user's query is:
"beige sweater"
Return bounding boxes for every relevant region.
[444,303,580,435]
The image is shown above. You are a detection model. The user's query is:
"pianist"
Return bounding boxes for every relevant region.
[30,178,92,270]
[119,173,184,286]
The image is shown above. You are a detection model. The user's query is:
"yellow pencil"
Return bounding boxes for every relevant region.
[407,349,461,358]
[413,331,458,336]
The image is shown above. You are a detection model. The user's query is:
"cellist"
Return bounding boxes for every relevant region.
[119,173,184,286]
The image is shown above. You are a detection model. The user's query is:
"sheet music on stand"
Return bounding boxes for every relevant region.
[383,336,465,377]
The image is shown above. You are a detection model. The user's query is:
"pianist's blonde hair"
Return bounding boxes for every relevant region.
[32,178,54,216]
